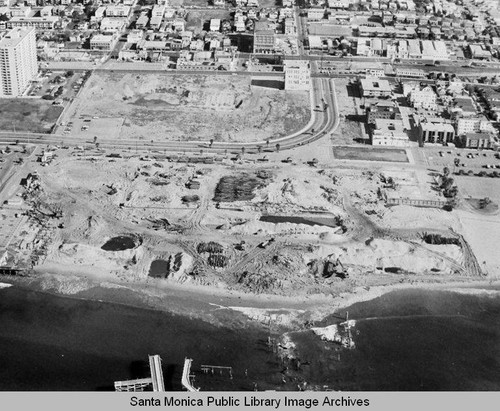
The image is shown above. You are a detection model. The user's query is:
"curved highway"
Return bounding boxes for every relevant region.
[0,78,339,154]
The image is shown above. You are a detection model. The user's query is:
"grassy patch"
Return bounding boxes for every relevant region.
[332,146,408,163]
[0,99,62,134]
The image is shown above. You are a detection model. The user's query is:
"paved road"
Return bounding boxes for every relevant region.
[0,78,339,154]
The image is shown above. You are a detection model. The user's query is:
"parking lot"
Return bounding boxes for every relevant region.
[28,70,89,102]
[422,147,500,173]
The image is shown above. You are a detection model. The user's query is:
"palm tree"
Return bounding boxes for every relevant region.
[275,143,280,153]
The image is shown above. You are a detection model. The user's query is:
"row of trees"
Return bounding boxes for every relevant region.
[439,167,458,204]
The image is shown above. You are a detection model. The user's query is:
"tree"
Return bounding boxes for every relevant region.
[441,176,454,191]
[209,138,214,147]
[258,146,262,154]
[275,143,280,153]
[443,185,458,198]
[93,136,97,144]
[241,147,245,156]
[443,166,450,177]
[266,139,270,147]
[454,158,460,167]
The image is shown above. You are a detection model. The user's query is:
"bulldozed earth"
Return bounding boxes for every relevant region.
[12,148,486,328]
[63,72,310,142]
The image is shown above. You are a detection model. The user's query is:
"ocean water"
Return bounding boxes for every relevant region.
[291,287,500,391]
[0,286,281,391]
[0,284,499,391]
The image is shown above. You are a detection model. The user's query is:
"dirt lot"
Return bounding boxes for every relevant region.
[331,78,367,145]
[65,72,310,142]
[333,146,409,163]
[0,99,62,134]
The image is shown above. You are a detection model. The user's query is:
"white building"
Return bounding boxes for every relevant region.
[0,27,37,97]
[372,119,410,146]
[210,19,220,32]
[127,29,144,44]
[106,5,131,17]
[100,17,127,32]
[7,16,59,29]
[307,8,325,21]
[284,60,310,91]
[152,5,165,17]
[403,84,437,110]
[90,33,118,50]
[456,116,495,136]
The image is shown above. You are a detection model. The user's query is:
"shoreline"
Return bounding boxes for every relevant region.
[2,271,499,331]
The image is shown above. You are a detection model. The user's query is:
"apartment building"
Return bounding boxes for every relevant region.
[0,27,37,96]
[419,120,455,144]
[284,60,310,91]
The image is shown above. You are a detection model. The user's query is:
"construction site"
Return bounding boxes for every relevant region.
[0,141,490,321]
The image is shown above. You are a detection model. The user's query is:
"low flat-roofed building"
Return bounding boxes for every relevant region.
[135,15,149,30]
[150,16,162,29]
[366,100,401,124]
[469,44,492,59]
[90,33,118,50]
[7,16,58,29]
[100,17,127,32]
[127,30,143,44]
[106,5,131,17]
[395,67,425,78]
[407,39,421,58]
[137,40,168,51]
[372,118,410,146]
[210,18,220,32]
[360,78,392,98]
[308,35,323,50]
[453,96,476,117]
[307,8,325,21]
[40,6,53,17]
[463,132,493,149]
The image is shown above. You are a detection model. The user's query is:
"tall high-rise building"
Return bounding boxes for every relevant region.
[0,27,38,97]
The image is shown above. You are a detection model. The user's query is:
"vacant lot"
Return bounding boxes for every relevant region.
[67,72,310,142]
[0,99,62,134]
[185,10,232,33]
[333,146,409,162]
